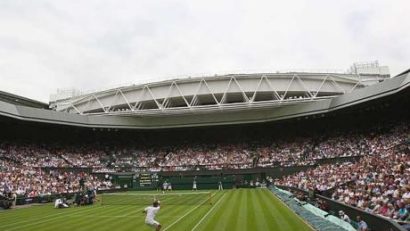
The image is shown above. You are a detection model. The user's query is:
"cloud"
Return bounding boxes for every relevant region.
[0,0,409,102]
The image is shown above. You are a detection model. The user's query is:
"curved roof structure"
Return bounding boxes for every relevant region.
[0,91,48,109]
[50,73,364,115]
[0,70,408,129]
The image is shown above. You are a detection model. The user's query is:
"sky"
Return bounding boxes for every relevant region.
[0,0,409,103]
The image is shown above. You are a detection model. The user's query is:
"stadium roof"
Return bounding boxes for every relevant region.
[396,68,410,77]
[0,69,408,129]
[0,91,48,109]
[48,72,375,115]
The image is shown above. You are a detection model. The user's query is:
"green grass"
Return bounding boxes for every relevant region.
[0,189,314,231]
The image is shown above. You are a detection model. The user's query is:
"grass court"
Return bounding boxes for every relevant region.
[0,188,314,231]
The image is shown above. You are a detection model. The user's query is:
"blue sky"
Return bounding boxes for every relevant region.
[0,0,409,102]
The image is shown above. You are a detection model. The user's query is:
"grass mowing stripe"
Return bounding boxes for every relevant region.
[246,190,257,230]
[164,193,223,231]
[191,193,227,231]
[198,191,233,231]
[1,206,55,224]
[52,205,145,231]
[153,193,207,229]
[228,190,242,230]
[260,189,299,230]
[81,205,149,230]
[261,189,286,227]
[114,205,156,231]
[4,205,112,231]
[1,206,61,224]
[57,206,142,230]
[65,206,140,231]
[231,190,241,229]
[35,206,154,231]
[14,205,129,231]
[236,189,248,229]
[0,205,54,221]
[34,207,128,231]
[12,204,136,231]
[256,189,281,230]
[2,204,100,228]
[263,189,314,231]
[162,193,216,231]
[161,204,194,228]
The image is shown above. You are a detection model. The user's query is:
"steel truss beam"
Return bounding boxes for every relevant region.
[61,73,363,115]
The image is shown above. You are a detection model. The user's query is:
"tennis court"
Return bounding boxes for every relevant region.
[0,188,313,231]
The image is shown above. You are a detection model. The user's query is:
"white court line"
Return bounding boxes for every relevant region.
[191,193,227,231]
[162,194,214,231]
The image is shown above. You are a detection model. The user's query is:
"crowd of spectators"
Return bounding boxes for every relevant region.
[0,143,69,168]
[3,121,402,172]
[0,158,111,198]
[0,118,408,211]
[330,149,410,222]
[1,120,401,173]
[275,122,410,223]
[0,143,106,168]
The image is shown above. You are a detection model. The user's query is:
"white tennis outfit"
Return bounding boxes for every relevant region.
[145,206,160,227]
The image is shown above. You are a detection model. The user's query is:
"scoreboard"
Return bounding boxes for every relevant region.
[138,173,152,187]
[112,172,159,189]
[136,173,159,187]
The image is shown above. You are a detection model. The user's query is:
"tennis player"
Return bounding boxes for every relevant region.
[192,180,197,191]
[143,200,161,231]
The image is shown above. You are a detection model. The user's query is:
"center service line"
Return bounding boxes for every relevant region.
[191,193,227,231]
